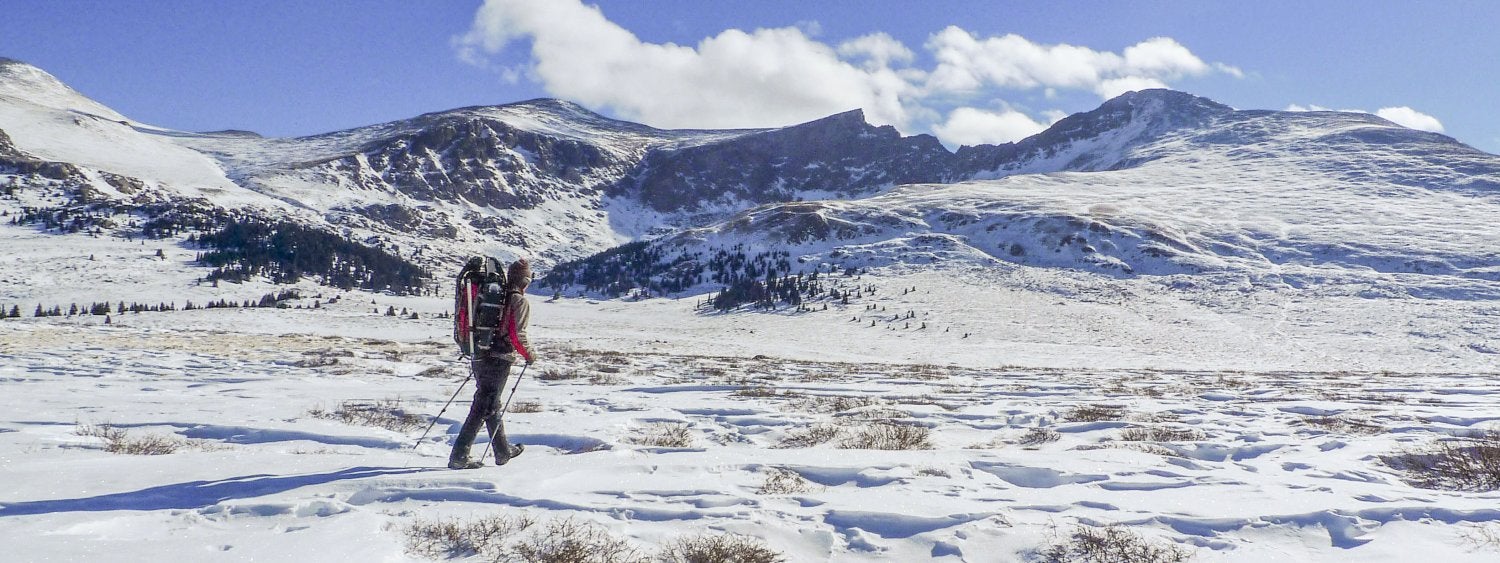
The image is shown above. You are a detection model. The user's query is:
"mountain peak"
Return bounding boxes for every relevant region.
[0,56,127,121]
[1102,88,1233,113]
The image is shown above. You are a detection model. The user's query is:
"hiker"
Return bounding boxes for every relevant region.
[449,258,536,470]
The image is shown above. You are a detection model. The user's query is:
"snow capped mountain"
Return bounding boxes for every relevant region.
[0,57,126,121]
[597,90,1500,291]
[3,56,1498,299]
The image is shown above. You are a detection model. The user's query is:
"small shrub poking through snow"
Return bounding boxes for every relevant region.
[1017,427,1061,446]
[627,422,695,448]
[659,533,786,563]
[1039,525,1191,563]
[510,518,646,563]
[308,399,424,433]
[76,422,182,455]
[1299,415,1384,436]
[1386,430,1500,492]
[916,466,951,478]
[404,514,535,560]
[1462,523,1500,552]
[406,515,646,563]
[732,386,783,398]
[1118,426,1204,442]
[1064,404,1128,422]
[775,423,842,449]
[589,372,627,385]
[837,421,931,450]
[509,400,544,413]
[539,367,584,381]
[788,395,884,414]
[757,467,819,495]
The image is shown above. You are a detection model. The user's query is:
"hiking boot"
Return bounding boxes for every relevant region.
[448,458,484,470]
[495,444,524,466]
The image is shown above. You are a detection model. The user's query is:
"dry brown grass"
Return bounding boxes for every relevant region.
[627,423,695,448]
[1017,427,1061,446]
[1118,426,1205,442]
[1299,415,1385,436]
[1385,431,1500,491]
[406,515,646,563]
[539,367,585,381]
[659,533,785,563]
[76,422,182,455]
[787,395,885,414]
[308,398,425,432]
[775,423,843,449]
[836,421,932,450]
[1064,404,1128,422]
[756,467,820,495]
[510,401,544,413]
[1039,525,1190,563]
[732,386,786,398]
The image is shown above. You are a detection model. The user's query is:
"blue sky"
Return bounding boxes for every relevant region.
[3,0,1496,153]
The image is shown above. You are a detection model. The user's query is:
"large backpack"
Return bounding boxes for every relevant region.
[453,256,507,358]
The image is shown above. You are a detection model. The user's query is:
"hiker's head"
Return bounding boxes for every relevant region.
[507,259,531,290]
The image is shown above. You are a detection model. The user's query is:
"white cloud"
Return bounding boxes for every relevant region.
[1096,76,1170,99]
[1286,103,1445,133]
[837,32,916,70]
[455,0,1242,145]
[923,29,1230,99]
[1121,37,1208,77]
[1285,103,1333,112]
[455,0,916,130]
[1376,106,1445,133]
[932,107,1051,146]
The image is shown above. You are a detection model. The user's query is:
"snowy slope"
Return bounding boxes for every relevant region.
[2,294,1499,562]
[0,59,278,206]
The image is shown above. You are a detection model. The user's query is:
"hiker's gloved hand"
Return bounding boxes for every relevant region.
[525,357,536,366]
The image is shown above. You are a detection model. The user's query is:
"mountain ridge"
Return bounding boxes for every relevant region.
[3,57,1496,296]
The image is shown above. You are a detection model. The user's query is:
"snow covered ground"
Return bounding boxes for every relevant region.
[4,256,1500,561]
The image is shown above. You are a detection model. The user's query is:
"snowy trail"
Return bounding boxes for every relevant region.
[3,312,1499,561]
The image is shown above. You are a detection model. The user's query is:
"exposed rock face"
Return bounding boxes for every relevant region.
[317,116,620,210]
[628,110,956,211]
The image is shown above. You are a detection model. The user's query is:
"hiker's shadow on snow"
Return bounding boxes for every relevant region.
[0,466,434,517]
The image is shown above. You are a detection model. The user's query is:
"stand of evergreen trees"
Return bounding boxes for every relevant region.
[542,242,865,312]
[191,217,428,294]
[3,291,307,320]
[540,241,705,297]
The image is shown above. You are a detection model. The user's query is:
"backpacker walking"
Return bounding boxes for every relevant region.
[449,258,536,470]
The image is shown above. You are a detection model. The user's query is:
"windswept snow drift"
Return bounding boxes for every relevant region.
[2,298,1500,562]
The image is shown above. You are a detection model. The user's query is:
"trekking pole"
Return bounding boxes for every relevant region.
[477,363,529,464]
[408,362,473,454]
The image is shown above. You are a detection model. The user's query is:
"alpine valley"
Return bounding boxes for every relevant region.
[4,56,1500,562]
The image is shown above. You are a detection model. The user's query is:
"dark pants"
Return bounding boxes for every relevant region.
[449,357,512,462]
